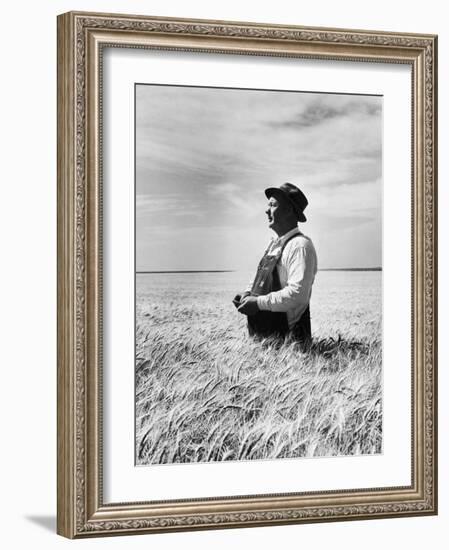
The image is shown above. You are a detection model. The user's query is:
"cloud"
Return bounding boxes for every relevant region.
[135,85,382,270]
[136,194,203,224]
[268,96,382,130]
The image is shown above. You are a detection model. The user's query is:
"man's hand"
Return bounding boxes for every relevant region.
[232,291,251,308]
[237,295,259,316]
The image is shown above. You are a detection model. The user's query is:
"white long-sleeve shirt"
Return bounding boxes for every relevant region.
[249,227,318,329]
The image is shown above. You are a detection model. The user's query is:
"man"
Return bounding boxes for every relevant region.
[234,182,317,343]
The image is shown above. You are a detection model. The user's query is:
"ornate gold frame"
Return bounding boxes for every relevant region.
[57,11,438,538]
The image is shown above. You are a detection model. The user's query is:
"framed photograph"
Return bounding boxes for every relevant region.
[57,11,438,538]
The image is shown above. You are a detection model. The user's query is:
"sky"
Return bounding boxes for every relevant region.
[135,84,382,272]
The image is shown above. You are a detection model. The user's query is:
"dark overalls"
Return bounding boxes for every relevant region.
[247,234,311,343]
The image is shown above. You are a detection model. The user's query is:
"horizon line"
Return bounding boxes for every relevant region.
[137,270,235,274]
[136,267,382,274]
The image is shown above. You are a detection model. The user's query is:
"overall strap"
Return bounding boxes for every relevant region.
[251,232,301,295]
[279,232,301,256]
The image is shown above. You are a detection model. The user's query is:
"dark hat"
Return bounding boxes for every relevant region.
[265,183,308,222]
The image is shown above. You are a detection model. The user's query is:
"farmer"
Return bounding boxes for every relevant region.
[233,183,317,344]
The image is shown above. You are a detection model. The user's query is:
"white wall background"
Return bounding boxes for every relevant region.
[0,1,445,548]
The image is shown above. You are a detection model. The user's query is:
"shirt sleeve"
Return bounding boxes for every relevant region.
[256,242,316,312]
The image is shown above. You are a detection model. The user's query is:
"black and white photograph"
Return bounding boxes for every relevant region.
[51,5,439,540]
[134,83,383,466]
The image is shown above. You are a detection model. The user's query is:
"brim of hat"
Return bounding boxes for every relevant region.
[264,187,307,222]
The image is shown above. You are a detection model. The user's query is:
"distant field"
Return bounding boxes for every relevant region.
[135,271,382,465]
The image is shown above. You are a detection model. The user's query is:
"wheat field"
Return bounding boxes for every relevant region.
[135,271,382,465]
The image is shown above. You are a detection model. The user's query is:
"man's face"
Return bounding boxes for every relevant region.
[265,195,292,232]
